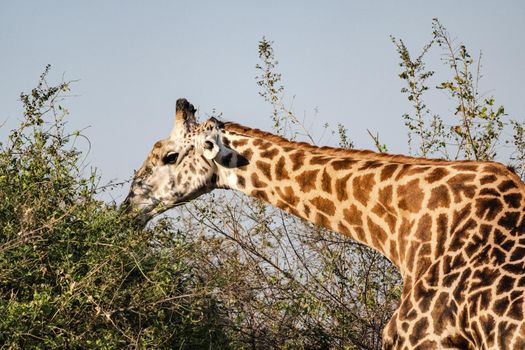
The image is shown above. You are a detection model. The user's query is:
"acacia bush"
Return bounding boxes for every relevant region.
[0,66,230,349]
[391,19,524,166]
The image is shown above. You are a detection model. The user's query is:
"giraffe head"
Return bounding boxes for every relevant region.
[123,98,227,225]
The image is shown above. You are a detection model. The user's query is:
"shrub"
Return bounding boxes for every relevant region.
[0,66,231,349]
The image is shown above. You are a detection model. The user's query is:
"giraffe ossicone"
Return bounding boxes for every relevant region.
[125,98,525,349]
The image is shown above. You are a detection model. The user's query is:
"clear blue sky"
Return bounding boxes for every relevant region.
[1,1,524,201]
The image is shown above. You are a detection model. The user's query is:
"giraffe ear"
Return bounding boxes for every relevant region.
[203,140,220,160]
[170,98,196,138]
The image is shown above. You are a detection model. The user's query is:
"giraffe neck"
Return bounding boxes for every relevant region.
[216,123,412,274]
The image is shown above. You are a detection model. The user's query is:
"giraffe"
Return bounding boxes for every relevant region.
[124,98,525,349]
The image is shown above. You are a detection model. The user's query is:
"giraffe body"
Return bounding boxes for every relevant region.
[125,99,525,349]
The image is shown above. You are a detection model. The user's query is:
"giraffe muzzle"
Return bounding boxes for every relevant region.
[120,193,156,227]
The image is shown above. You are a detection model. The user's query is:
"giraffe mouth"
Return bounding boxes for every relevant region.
[126,199,189,228]
[121,185,210,227]
[121,194,160,227]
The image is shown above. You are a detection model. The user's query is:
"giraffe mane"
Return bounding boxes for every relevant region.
[223,122,506,167]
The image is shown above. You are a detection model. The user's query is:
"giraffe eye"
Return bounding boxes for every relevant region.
[163,152,179,165]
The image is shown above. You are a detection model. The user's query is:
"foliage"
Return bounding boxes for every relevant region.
[255,37,315,144]
[393,18,521,168]
[0,66,231,349]
[391,34,444,157]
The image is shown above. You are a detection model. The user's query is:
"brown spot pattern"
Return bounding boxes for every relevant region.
[260,148,279,159]
[353,173,375,206]
[415,214,432,241]
[251,173,267,188]
[448,174,476,202]
[303,204,311,218]
[343,204,363,226]
[275,156,289,180]
[480,174,497,185]
[251,190,269,202]
[295,169,319,193]
[368,217,387,251]
[310,196,336,216]
[232,139,248,148]
[332,159,356,170]
[428,185,451,210]
[321,169,332,194]
[498,180,518,192]
[381,164,398,181]
[338,222,351,236]
[475,198,503,221]
[425,167,449,183]
[237,175,246,188]
[316,213,331,229]
[276,186,299,206]
[289,151,305,171]
[372,185,396,232]
[242,149,253,161]
[335,174,351,202]
[256,160,272,180]
[435,214,447,258]
[310,155,330,165]
[406,166,431,176]
[359,160,383,170]
[397,179,425,213]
